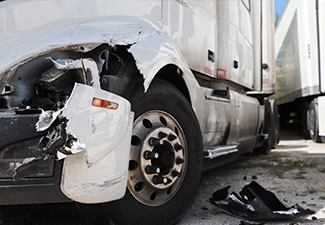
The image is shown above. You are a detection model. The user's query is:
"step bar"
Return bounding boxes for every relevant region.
[204,145,238,159]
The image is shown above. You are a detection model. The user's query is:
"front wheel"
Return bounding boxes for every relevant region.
[80,79,203,225]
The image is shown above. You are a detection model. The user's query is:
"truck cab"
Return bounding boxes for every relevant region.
[0,1,277,224]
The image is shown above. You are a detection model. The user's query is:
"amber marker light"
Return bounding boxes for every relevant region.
[92,97,119,110]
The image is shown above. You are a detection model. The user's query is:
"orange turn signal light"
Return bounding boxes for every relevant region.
[92,98,119,110]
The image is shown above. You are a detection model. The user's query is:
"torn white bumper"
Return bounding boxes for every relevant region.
[59,83,133,203]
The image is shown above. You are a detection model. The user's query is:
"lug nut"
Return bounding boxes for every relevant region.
[174,143,183,152]
[166,178,172,184]
[153,175,168,184]
[168,134,177,141]
[158,132,168,139]
[144,151,159,160]
[149,138,164,146]
[145,165,160,174]
[176,158,185,164]
[172,170,181,177]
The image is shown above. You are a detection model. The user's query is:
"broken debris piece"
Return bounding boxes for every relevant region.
[209,181,315,221]
[211,185,231,201]
[240,221,265,225]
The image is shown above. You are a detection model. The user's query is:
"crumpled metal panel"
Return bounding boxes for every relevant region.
[47,57,100,88]
[61,111,134,203]
[0,1,206,131]
[60,83,132,166]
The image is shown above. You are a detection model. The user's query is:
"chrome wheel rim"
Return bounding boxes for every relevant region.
[128,110,187,206]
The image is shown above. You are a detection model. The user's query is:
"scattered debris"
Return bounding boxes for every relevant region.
[307,204,316,207]
[209,181,315,221]
[239,221,265,225]
[211,185,231,201]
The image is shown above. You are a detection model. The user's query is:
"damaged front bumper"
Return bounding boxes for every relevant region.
[0,82,133,204]
[58,83,134,204]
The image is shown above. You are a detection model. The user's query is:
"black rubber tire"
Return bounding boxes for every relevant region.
[254,99,274,155]
[79,79,203,225]
[301,100,311,139]
[307,100,322,143]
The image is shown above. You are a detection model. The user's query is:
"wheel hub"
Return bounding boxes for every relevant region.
[128,110,187,206]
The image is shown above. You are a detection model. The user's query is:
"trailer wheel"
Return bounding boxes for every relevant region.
[307,100,322,143]
[78,79,203,225]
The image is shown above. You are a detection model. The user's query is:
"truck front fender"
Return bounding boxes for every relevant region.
[0,5,205,126]
[126,32,206,127]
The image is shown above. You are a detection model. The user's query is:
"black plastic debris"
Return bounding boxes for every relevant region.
[211,185,231,201]
[209,181,315,221]
[240,221,265,225]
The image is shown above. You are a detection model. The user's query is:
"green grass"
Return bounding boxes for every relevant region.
[294,171,306,179]
[307,186,317,194]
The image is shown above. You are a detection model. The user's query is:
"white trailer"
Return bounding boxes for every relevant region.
[0,0,277,224]
[273,0,325,142]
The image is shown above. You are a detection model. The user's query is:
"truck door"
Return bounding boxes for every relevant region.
[162,0,217,77]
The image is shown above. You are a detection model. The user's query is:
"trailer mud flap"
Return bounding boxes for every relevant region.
[318,96,325,137]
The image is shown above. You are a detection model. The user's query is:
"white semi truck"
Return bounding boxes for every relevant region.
[0,0,277,224]
[273,0,325,142]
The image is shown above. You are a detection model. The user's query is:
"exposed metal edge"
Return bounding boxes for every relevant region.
[204,145,238,159]
[205,95,230,103]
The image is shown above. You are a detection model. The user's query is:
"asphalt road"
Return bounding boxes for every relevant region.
[180,128,325,225]
[1,128,325,225]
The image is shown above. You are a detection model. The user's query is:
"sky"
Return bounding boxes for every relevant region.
[274,0,287,16]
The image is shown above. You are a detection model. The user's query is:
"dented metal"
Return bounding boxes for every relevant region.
[0,1,205,204]
[61,112,133,203]
[5,42,134,203]
[0,0,269,208]
[60,83,132,166]
[47,57,100,88]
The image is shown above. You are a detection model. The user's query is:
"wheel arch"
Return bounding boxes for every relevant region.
[154,64,191,105]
